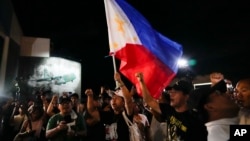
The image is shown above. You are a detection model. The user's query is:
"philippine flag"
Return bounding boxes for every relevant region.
[104,0,183,98]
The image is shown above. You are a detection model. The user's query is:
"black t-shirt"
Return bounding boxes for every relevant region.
[100,110,132,141]
[86,120,105,141]
[160,103,207,141]
[84,110,105,141]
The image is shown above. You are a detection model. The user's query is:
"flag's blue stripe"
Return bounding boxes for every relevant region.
[115,0,183,73]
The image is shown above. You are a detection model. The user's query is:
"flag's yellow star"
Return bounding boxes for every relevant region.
[127,36,138,43]
[114,15,125,34]
[112,42,118,49]
[133,36,138,42]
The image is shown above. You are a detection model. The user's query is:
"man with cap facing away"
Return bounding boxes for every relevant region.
[46,95,87,141]
[135,72,207,141]
[188,80,240,141]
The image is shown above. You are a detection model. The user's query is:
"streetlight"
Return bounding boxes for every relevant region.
[177,58,188,68]
[177,58,194,81]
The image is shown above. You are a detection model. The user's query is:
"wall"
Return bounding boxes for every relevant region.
[0,0,22,96]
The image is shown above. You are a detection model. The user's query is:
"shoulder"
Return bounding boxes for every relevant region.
[159,103,174,118]
[52,113,62,118]
[48,113,62,121]
[137,113,149,125]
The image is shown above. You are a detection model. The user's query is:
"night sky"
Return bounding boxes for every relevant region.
[10,0,250,92]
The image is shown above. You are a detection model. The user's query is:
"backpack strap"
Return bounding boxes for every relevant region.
[122,111,133,126]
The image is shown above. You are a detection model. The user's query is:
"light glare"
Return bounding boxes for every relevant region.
[178,58,188,68]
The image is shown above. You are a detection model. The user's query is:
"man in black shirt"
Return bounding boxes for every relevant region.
[136,72,207,141]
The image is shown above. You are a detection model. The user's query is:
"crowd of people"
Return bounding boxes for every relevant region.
[0,71,250,141]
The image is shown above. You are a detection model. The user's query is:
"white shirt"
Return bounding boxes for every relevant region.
[238,108,250,125]
[205,117,239,141]
[150,116,167,141]
[137,113,149,126]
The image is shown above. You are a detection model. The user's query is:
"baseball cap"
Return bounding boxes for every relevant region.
[187,79,227,112]
[58,95,71,104]
[69,93,79,99]
[108,89,124,98]
[170,80,194,94]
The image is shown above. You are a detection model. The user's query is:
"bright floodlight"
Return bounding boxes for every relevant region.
[177,58,188,68]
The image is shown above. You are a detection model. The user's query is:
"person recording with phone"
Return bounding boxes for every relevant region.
[46,95,87,141]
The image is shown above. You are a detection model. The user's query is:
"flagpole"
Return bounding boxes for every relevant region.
[112,55,117,73]
[112,54,120,89]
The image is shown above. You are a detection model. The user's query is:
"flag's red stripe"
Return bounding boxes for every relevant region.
[115,43,176,98]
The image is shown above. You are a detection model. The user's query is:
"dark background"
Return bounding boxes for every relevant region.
[10,0,250,92]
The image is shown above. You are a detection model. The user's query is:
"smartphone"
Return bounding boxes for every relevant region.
[63,115,72,123]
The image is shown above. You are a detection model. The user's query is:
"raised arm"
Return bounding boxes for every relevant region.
[46,94,58,117]
[135,72,161,114]
[85,89,100,123]
[114,72,134,115]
